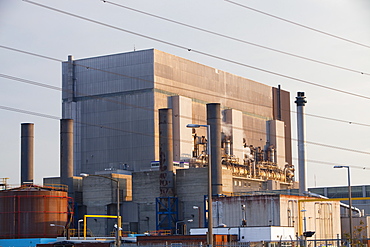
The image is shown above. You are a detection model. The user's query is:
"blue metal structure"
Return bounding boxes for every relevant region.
[156,197,178,232]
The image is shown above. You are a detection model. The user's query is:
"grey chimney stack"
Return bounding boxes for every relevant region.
[295,92,307,195]
[159,108,174,197]
[207,103,222,195]
[21,123,34,185]
[60,119,74,188]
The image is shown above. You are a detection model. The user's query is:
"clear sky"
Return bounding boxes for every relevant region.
[1,0,369,188]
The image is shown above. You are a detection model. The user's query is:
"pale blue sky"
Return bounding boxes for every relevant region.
[1,0,369,187]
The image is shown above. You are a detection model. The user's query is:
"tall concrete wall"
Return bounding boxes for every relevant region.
[169,95,192,162]
[272,87,292,167]
[176,168,208,228]
[268,120,286,169]
[224,109,243,161]
[132,171,161,233]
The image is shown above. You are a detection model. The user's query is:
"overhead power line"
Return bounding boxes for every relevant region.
[2,72,370,156]
[301,112,370,128]
[2,43,370,129]
[2,46,369,159]
[0,105,60,120]
[4,101,370,171]
[100,0,369,76]
[2,104,370,165]
[0,105,157,138]
[293,157,370,171]
[2,62,370,129]
[225,0,370,49]
[0,45,63,62]
[21,1,370,101]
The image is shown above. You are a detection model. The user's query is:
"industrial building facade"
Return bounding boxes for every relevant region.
[0,50,360,241]
[62,49,292,178]
[61,49,298,234]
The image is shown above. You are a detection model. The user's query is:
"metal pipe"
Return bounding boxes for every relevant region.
[277,85,282,120]
[348,169,353,246]
[21,123,34,185]
[295,92,307,195]
[186,123,213,247]
[78,219,83,240]
[207,124,213,247]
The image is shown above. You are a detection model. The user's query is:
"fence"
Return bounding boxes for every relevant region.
[130,239,370,247]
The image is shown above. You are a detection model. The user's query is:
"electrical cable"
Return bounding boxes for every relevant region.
[2,47,369,129]
[3,72,369,165]
[225,0,370,49]
[295,157,370,171]
[2,49,369,155]
[2,45,370,130]
[100,0,369,76]
[3,2,369,167]
[2,2,367,186]
[0,46,294,119]
[2,104,370,171]
[0,45,63,63]
[0,105,157,138]
[2,69,370,129]
[292,111,370,128]
[240,125,370,155]
[21,1,370,101]
[0,105,60,120]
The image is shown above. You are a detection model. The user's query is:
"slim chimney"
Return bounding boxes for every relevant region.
[207,103,222,195]
[60,119,74,187]
[159,108,174,197]
[21,123,34,185]
[295,92,307,195]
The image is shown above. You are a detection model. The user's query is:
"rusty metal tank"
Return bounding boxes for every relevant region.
[0,184,71,239]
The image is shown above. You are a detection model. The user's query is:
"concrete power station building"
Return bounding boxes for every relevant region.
[58,49,301,235]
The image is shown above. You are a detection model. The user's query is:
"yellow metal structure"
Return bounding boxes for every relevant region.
[83,215,122,239]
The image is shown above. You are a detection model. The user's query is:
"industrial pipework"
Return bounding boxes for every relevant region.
[189,132,295,184]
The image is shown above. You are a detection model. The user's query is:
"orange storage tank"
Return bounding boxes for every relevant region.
[0,184,71,239]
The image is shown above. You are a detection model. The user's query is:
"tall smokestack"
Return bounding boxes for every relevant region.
[159,108,174,197]
[21,123,34,185]
[207,103,222,195]
[295,92,307,195]
[60,119,74,187]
